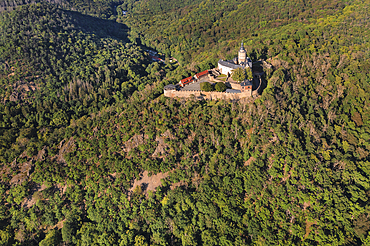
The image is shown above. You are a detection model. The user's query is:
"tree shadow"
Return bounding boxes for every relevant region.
[65,10,130,42]
[141,182,149,192]
[252,61,268,94]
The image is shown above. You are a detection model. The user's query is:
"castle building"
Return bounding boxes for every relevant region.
[240,80,253,96]
[217,41,252,76]
[163,41,259,99]
[238,42,247,64]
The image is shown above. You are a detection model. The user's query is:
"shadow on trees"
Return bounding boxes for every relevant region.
[66,10,130,41]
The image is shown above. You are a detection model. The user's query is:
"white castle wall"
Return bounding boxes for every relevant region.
[218,63,234,75]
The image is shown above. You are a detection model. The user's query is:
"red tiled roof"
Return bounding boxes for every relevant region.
[195,70,209,78]
[180,76,193,83]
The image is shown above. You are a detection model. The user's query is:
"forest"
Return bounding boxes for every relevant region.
[0,0,370,245]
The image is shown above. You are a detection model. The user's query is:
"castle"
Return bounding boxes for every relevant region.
[164,41,260,100]
[217,41,253,76]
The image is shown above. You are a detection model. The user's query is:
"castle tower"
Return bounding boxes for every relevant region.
[238,41,247,64]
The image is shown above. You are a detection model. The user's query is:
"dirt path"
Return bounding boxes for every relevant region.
[130,170,169,192]
[22,183,48,209]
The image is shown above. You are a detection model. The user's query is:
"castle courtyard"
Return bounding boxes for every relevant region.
[180,76,211,91]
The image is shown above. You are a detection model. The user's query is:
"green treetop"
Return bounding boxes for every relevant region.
[200,82,214,91]
[232,68,246,82]
[215,82,227,92]
[246,67,253,80]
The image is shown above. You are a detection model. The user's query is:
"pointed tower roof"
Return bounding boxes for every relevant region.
[238,40,247,64]
[240,40,245,51]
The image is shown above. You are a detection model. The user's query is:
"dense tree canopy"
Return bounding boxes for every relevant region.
[215,82,227,92]
[200,82,213,91]
[0,0,370,245]
[231,67,247,82]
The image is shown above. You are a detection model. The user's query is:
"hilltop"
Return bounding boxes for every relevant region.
[0,0,370,245]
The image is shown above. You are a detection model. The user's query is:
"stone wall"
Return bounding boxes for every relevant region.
[208,75,221,82]
[252,77,262,96]
[164,90,252,100]
[202,91,251,100]
[229,82,241,90]
[164,90,197,98]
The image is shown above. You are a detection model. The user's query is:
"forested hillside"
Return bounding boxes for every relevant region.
[118,0,351,65]
[0,0,370,245]
[0,0,121,17]
[0,3,173,164]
